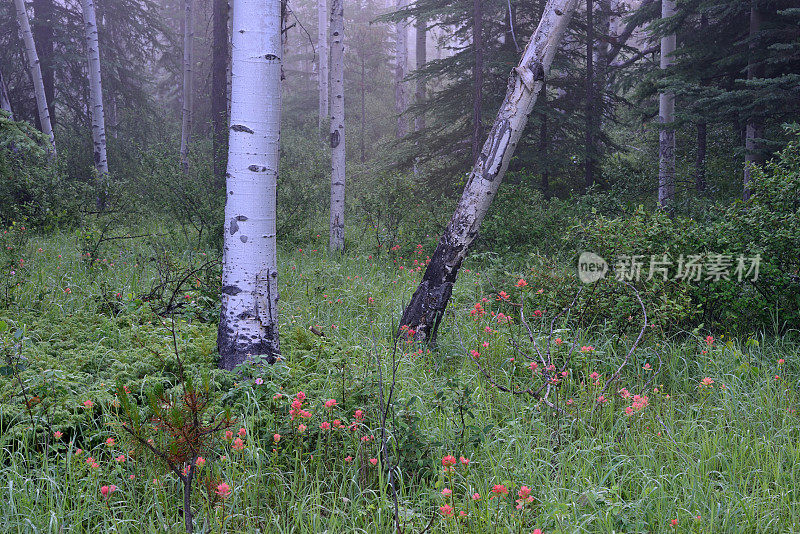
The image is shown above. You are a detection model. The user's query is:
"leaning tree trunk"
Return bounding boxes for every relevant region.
[180,0,195,175]
[13,0,55,153]
[318,0,329,138]
[81,0,109,204]
[400,0,580,342]
[0,69,13,119]
[212,0,229,189]
[414,15,426,132]
[328,0,345,252]
[657,0,676,212]
[394,0,408,138]
[743,0,763,202]
[218,0,282,371]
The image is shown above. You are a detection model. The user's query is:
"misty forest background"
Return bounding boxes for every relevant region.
[1,0,800,532]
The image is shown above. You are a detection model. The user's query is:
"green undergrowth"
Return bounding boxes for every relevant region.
[1,224,799,533]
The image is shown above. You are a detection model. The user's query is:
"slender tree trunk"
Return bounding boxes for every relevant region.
[395,0,408,138]
[13,0,55,153]
[657,0,676,212]
[503,0,519,53]
[81,0,109,206]
[743,0,763,201]
[329,0,346,251]
[107,95,118,139]
[32,0,55,127]
[415,16,426,132]
[695,12,708,194]
[471,0,484,162]
[180,0,195,175]
[696,121,706,193]
[218,0,282,371]
[400,0,580,341]
[584,0,595,189]
[0,69,13,119]
[360,58,366,162]
[227,1,232,118]
[318,0,329,137]
[540,79,549,198]
[212,0,229,189]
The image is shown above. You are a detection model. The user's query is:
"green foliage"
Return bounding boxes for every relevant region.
[2,223,800,532]
[478,182,582,256]
[0,113,79,228]
[710,124,800,330]
[351,168,446,251]
[277,126,330,244]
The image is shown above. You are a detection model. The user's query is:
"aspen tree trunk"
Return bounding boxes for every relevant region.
[212,0,229,189]
[395,0,408,138]
[471,0,484,161]
[657,0,676,212]
[360,58,366,162]
[13,0,55,153]
[32,0,55,127]
[328,0,346,251]
[414,16,426,132]
[696,121,707,193]
[540,79,549,197]
[180,0,195,175]
[81,0,109,202]
[743,1,763,201]
[400,0,579,341]
[318,0,329,137]
[0,69,12,119]
[218,0,282,370]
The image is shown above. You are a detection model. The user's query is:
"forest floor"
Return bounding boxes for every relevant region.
[1,225,799,533]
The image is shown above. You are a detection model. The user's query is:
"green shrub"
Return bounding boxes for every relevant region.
[0,112,79,228]
[709,124,800,331]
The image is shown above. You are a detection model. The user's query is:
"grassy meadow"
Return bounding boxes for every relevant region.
[1,223,799,533]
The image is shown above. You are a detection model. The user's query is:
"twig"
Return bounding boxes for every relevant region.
[595,281,648,402]
[374,324,403,534]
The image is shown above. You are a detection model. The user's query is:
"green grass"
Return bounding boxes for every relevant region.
[1,223,799,533]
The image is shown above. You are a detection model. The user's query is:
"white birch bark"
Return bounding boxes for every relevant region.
[81,0,109,182]
[218,0,282,370]
[13,0,55,153]
[328,0,345,251]
[318,0,329,136]
[0,68,13,119]
[394,0,408,138]
[400,0,579,340]
[657,0,675,211]
[180,0,195,174]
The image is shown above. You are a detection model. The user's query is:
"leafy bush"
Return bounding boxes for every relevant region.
[0,112,80,228]
[709,124,800,331]
[478,182,586,256]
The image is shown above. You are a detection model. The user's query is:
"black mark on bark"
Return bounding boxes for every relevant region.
[222,285,242,295]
